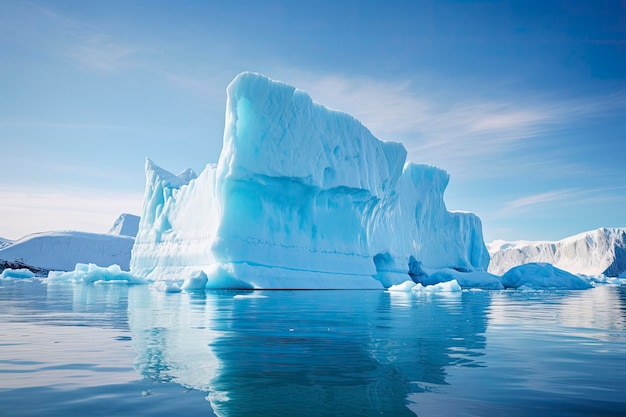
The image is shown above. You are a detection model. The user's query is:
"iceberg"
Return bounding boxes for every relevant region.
[130,72,489,289]
[108,213,140,237]
[0,268,35,280]
[500,263,592,290]
[0,230,135,272]
[488,228,626,277]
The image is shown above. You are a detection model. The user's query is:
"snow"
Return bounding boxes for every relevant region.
[488,228,626,277]
[108,213,140,237]
[0,231,135,271]
[131,72,489,289]
[47,263,147,284]
[500,263,592,290]
[0,268,35,279]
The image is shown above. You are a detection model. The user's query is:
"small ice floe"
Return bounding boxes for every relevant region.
[387,279,462,293]
[0,268,35,280]
[46,263,147,284]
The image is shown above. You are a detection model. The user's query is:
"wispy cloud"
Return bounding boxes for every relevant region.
[0,2,140,73]
[280,71,626,178]
[498,185,626,217]
[67,33,138,73]
[501,189,583,213]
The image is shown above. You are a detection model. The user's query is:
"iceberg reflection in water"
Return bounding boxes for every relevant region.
[1,280,625,416]
[129,287,489,416]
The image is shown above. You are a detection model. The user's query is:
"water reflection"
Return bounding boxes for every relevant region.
[128,289,490,416]
[3,280,626,416]
[488,286,626,341]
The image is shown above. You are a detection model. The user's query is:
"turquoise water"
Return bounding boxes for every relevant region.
[1,280,625,416]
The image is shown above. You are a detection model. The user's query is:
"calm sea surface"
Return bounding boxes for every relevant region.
[1,279,625,417]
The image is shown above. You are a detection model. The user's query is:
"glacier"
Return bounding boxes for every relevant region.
[130,72,489,289]
[488,227,626,277]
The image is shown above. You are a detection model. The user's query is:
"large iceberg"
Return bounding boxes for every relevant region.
[488,228,626,277]
[130,72,489,289]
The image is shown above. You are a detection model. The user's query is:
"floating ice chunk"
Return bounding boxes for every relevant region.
[387,280,417,292]
[412,280,462,293]
[500,262,592,290]
[387,279,463,293]
[47,263,147,284]
[421,268,503,290]
[181,270,209,291]
[0,268,35,279]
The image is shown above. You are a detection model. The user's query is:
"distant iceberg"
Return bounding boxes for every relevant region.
[108,213,140,237]
[488,228,626,277]
[500,263,592,290]
[0,230,135,272]
[131,72,489,289]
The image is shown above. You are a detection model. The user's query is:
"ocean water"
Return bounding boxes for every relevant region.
[1,279,625,417]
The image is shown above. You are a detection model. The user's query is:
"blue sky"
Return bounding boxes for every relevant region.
[1,0,625,242]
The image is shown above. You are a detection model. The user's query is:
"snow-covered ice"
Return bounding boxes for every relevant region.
[0,230,135,272]
[488,228,626,277]
[500,262,592,290]
[131,72,489,289]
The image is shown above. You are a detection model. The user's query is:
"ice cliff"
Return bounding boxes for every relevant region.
[488,227,626,277]
[130,72,489,289]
